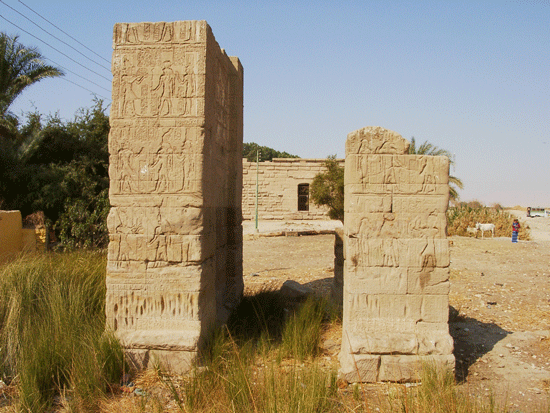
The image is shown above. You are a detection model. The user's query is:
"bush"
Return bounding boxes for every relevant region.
[310,156,344,222]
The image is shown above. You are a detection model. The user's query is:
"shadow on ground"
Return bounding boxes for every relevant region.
[449,306,511,382]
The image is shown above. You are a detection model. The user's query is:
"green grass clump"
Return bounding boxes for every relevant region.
[280,297,327,361]
[0,251,124,412]
[447,203,530,240]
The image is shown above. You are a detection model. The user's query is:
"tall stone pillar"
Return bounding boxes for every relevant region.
[339,126,454,382]
[106,21,243,371]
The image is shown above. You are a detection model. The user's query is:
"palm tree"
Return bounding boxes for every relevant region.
[0,32,63,135]
[408,137,464,202]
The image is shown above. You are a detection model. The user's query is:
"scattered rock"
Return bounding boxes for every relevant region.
[279,280,314,300]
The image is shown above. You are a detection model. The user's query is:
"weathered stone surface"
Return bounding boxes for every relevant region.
[378,355,456,382]
[345,238,450,268]
[332,228,344,305]
[106,20,243,370]
[125,348,197,372]
[280,280,314,300]
[0,211,22,263]
[339,126,454,382]
[338,352,380,383]
[346,126,410,155]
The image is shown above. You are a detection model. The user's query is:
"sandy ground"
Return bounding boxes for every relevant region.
[243,215,550,412]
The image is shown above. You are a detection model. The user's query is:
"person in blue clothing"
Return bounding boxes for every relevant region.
[511,219,520,243]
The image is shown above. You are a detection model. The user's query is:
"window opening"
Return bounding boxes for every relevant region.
[298,183,309,211]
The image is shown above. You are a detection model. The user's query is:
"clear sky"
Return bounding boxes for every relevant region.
[3,0,549,207]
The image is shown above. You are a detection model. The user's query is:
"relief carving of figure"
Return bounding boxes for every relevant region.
[120,62,145,116]
[418,157,436,193]
[118,148,135,193]
[354,156,368,183]
[147,210,167,261]
[382,239,399,267]
[153,61,175,116]
[177,62,194,115]
[419,239,437,277]
[150,154,169,193]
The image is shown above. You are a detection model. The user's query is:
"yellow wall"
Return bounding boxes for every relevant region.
[0,211,44,263]
[0,210,23,262]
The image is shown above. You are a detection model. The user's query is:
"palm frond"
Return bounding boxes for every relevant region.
[409,136,462,201]
[0,32,63,117]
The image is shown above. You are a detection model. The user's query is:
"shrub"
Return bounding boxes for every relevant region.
[310,156,344,222]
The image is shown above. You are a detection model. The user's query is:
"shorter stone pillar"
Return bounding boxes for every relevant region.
[339,126,454,382]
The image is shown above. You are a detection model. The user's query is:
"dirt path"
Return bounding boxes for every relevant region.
[243,219,550,411]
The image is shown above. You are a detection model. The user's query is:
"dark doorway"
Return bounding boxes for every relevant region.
[298,183,309,211]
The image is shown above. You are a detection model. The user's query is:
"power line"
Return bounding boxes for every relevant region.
[1,18,111,95]
[59,77,111,102]
[45,57,111,94]
[18,0,110,65]
[0,14,112,82]
[0,0,111,72]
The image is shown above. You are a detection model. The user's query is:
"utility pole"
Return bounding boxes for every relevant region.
[255,149,260,233]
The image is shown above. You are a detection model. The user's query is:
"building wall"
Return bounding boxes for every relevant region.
[242,158,343,220]
[0,211,44,263]
[0,211,22,262]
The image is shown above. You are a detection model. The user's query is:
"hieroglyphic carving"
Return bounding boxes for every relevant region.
[114,21,202,45]
[340,126,454,383]
[107,21,243,371]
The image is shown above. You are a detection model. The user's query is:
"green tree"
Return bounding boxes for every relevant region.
[243,142,299,162]
[2,100,110,249]
[0,110,44,209]
[408,137,464,201]
[0,33,63,134]
[310,155,344,222]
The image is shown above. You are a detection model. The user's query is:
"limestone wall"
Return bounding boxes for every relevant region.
[106,21,243,370]
[242,158,343,220]
[339,126,454,382]
[0,211,22,262]
[0,211,44,263]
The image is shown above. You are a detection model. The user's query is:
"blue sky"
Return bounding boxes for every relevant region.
[3,0,549,207]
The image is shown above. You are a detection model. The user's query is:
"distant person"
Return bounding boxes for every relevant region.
[527,207,531,217]
[512,219,520,243]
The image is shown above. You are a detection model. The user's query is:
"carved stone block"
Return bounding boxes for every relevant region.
[339,126,454,382]
[106,21,243,371]
[378,355,456,382]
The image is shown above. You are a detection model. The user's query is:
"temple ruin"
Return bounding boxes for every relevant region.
[106,20,454,379]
